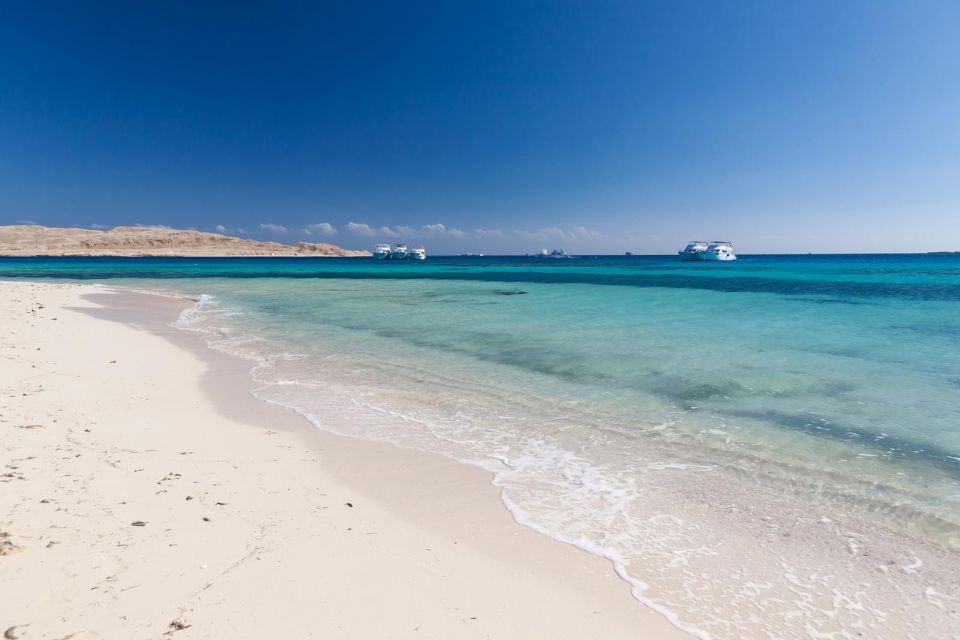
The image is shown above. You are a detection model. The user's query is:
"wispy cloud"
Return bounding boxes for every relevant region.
[249,220,606,247]
[474,228,508,240]
[346,222,400,237]
[345,222,472,239]
[513,226,606,242]
[513,226,566,242]
[420,223,467,238]
[303,222,337,236]
[212,224,248,236]
[570,226,605,240]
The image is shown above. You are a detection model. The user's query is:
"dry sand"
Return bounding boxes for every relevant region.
[0,281,687,639]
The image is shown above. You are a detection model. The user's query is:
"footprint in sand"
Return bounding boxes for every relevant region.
[0,533,23,555]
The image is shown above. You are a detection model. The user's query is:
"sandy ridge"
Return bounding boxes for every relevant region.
[0,225,370,257]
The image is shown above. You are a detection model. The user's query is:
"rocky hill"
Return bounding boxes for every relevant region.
[0,225,370,257]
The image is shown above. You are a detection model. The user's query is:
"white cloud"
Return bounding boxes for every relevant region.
[346,222,400,237]
[303,222,337,236]
[259,223,288,234]
[88,223,111,230]
[214,224,227,233]
[421,223,447,236]
[346,222,375,236]
[419,223,468,239]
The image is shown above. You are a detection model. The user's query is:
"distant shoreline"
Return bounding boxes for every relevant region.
[0,253,369,258]
[0,224,371,257]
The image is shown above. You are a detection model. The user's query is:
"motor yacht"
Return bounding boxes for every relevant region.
[678,241,709,261]
[702,241,737,261]
[537,248,570,258]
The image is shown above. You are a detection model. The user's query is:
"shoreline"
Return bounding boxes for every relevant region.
[0,281,686,639]
[0,254,370,258]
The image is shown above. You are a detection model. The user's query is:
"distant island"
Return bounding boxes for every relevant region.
[0,225,370,257]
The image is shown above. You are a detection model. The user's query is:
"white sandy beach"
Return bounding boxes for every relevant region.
[0,281,686,639]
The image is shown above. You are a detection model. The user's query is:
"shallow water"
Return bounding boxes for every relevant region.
[4,254,959,638]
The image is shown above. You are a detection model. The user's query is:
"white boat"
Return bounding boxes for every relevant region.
[678,240,709,261]
[678,240,736,261]
[408,246,426,261]
[392,243,408,260]
[373,243,392,259]
[702,241,737,261]
[538,249,570,258]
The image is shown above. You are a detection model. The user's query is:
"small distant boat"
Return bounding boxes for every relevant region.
[678,240,736,261]
[373,243,392,259]
[408,246,426,261]
[679,241,709,261]
[538,248,571,258]
[392,243,408,260]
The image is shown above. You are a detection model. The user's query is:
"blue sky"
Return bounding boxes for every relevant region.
[1,1,958,253]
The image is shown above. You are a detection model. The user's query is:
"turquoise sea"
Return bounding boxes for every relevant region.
[4,254,959,638]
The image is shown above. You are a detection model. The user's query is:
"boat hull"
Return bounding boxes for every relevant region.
[679,249,737,261]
